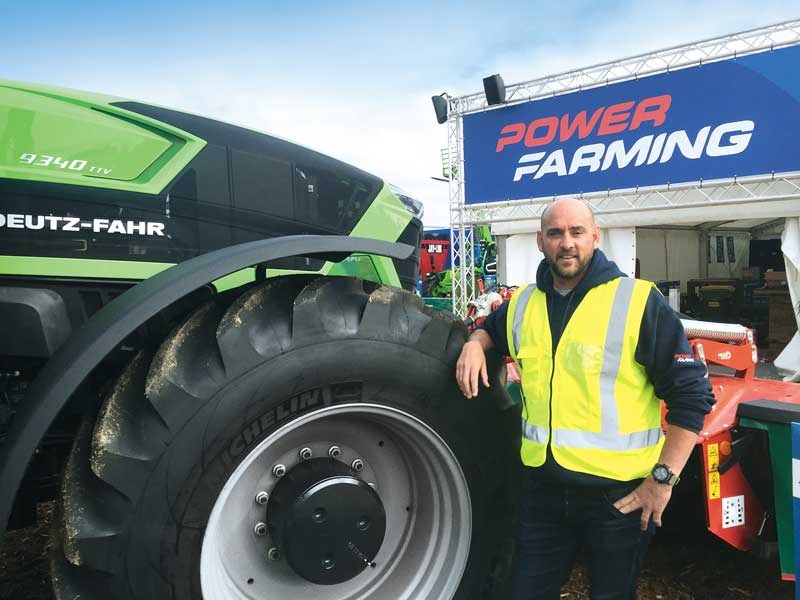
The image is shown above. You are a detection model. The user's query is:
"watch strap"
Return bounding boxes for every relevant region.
[652,463,680,486]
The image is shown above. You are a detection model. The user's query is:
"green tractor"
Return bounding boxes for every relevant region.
[0,81,517,599]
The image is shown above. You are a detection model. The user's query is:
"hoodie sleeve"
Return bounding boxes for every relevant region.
[635,288,716,433]
[475,300,511,357]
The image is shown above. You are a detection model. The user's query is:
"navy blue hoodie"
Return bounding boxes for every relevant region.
[478,249,715,486]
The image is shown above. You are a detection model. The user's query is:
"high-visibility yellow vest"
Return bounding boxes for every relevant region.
[505,277,664,481]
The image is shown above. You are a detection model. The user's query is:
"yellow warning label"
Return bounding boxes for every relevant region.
[707,443,719,472]
[708,472,720,499]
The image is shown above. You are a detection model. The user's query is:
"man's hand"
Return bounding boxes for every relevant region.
[613,477,673,530]
[614,425,697,529]
[456,340,490,398]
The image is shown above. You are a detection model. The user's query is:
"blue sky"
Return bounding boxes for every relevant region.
[3,1,798,226]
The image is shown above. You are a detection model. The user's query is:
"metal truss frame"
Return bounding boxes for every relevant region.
[460,173,800,225]
[447,19,800,119]
[446,19,800,316]
[447,113,475,316]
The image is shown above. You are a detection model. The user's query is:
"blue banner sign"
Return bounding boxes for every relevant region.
[463,44,800,204]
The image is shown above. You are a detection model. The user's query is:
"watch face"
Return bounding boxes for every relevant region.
[653,466,669,482]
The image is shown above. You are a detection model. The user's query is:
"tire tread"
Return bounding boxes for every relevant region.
[53,276,504,600]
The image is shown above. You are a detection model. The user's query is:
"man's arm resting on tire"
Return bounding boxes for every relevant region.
[456,329,495,399]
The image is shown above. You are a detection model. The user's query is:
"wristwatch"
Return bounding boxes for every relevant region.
[651,463,680,486]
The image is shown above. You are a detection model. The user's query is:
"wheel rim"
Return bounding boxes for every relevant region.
[200,403,472,600]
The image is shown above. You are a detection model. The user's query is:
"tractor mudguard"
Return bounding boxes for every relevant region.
[0,235,414,535]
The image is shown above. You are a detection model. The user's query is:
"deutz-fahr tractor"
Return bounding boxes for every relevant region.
[0,81,518,599]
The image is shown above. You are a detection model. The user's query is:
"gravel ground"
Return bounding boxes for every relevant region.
[564,533,793,600]
[0,502,793,600]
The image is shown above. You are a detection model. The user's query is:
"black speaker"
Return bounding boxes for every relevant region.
[431,95,448,124]
[483,74,506,105]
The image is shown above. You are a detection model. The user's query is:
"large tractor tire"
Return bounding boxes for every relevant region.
[50,276,519,600]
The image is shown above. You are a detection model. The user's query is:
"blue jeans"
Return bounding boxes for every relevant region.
[510,468,655,600]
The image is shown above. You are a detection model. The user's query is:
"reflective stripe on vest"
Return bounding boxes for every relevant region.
[511,277,662,459]
[522,420,549,444]
[511,284,536,361]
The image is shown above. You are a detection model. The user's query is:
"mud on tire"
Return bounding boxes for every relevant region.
[51,276,519,600]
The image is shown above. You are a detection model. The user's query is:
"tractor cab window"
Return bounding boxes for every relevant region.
[170,143,230,207]
[294,165,372,233]
[228,148,297,244]
[231,148,293,219]
[167,143,233,251]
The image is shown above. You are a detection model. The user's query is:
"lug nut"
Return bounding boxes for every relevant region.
[255,491,269,505]
[254,522,268,537]
[272,464,286,478]
[267,547,281,561]
[352,459,364,472]
[321,556,336,570]
[312,508,327,524]
[357,516,370,531]
[328,445,341,458]
[299,447,313,461]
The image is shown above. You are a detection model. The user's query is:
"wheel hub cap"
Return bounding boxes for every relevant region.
[267,458,386,584]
